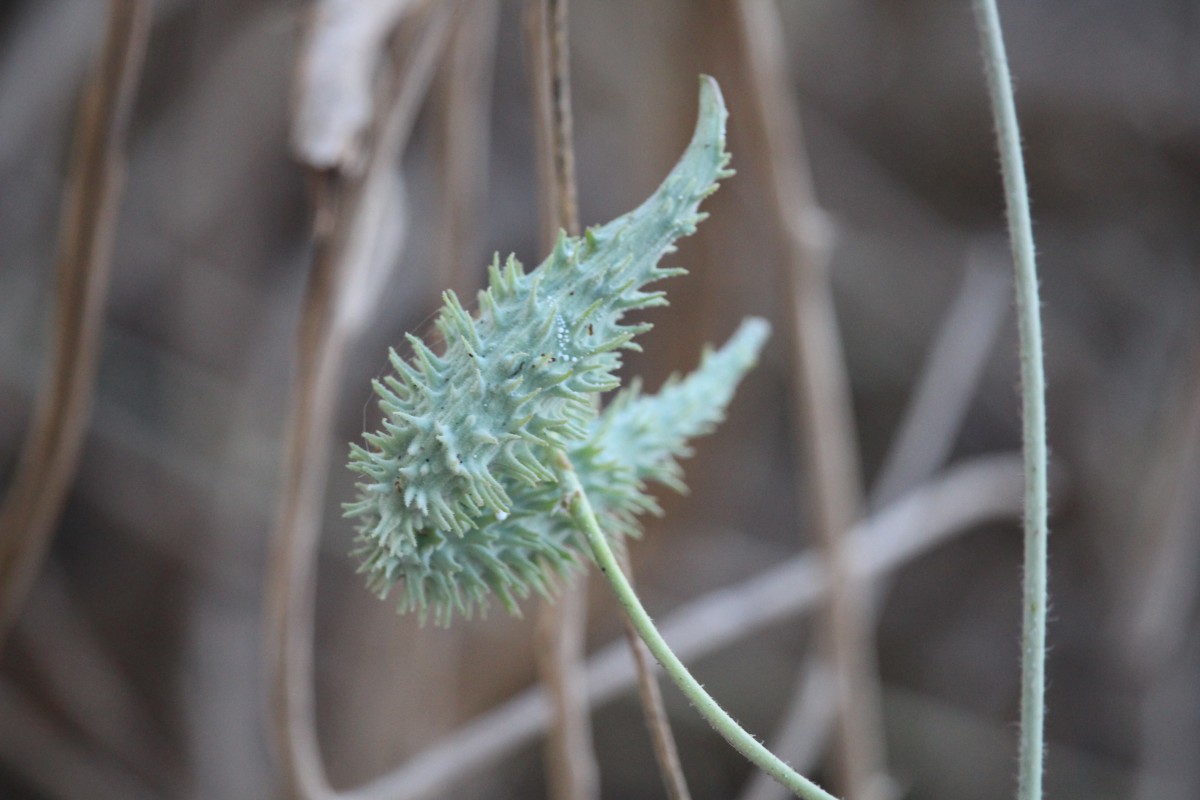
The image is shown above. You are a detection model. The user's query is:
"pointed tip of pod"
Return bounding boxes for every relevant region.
[691,74,730,163]
[734,316,772,349]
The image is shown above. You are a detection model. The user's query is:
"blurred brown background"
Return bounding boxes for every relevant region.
[2,0,1199,798]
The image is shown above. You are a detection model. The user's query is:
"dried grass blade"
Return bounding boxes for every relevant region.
[0,0,151,647]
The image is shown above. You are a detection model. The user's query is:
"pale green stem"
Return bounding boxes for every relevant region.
[970,3,1049,800]
[556,457,839,800]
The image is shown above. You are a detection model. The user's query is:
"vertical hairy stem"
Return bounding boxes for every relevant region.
[970,3,1049,800]
[557,456,840,800]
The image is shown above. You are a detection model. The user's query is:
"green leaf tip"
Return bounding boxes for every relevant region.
[347,78,760,624]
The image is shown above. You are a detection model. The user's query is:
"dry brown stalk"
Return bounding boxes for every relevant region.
[739,257,1010,800]
[0,0,151,648]
[524,1,600,797]
[435,0,500,300]
[264,5,456,797]
[534,577,599,800]
[1127,349,1200,800]
[531,5,691,793]
[731,0,888,797]
[616,547,693,800]
[0,678,156,800]
[16,565,172,790]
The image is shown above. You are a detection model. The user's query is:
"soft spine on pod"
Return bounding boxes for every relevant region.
[346,77,761,623]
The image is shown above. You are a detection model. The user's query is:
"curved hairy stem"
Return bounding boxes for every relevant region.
[342,455,1023,800]
[556,456,839,800]
[970,2,1049,800]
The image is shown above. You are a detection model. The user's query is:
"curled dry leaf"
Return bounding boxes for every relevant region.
[292,0,424,171]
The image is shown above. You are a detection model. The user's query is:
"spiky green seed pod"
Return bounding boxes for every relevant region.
[585,316,772,511]
[359,319,770,624]
[347,77,764,623]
